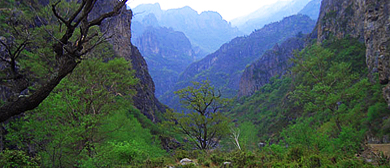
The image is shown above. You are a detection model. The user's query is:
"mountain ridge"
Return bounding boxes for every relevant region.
[131,3,243,53]
[231,0,314,34]
[161,14,316,111]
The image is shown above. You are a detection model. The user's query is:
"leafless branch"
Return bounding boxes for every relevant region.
[52,0,69,26]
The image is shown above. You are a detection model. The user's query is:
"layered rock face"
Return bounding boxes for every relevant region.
[133,26,197,98]
[238,37,306,97]
[316,0,390,106]
[92,0,166,122]
[316,0,365,42]
[364,0,390,104]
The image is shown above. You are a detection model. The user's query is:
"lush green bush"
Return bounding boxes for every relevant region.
[0,149,40,167]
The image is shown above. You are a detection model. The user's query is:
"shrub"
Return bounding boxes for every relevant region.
[229,150,255,167]
[143,157,167,168]
[210,153,225,165]
[174,149,190,161]
[0,149,40,167]
[336,158,364,167]
[305,155,321,168]
[286,146,305,162]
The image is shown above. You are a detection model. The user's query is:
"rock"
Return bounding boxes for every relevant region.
[238,37,306,97]
[90,0,167,122]
[223,162,232,167]
[180,158,195,166]
[258,142,266,148]
[133,26,198,98]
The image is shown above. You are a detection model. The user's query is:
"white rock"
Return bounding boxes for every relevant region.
[180,158,193,165]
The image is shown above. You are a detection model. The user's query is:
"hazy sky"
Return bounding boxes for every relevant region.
[127,0,292,21]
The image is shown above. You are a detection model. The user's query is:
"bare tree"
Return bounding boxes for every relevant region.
[230,127,241,150]
[0,0,128,122]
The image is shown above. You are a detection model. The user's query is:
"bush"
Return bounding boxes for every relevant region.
[143,157,167,168]
[210,153,225,165]
[305,155,321,168]
[229,150,255,167]
[286,146,305,162]
[174,149,190,161]
[0,149,40,167]
[336,158,364,167]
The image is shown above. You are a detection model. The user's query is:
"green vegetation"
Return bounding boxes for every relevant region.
[163,80,231,150]
[1,55,165,167]
[227,37,390,166]
[1,0,389,167]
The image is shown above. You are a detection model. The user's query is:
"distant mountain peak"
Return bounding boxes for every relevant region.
[231,0,317,34]
[132,3,243,53]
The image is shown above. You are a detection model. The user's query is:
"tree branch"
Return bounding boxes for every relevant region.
[87,0,126,28]
[0,0,129,123]
[52,0,69,26]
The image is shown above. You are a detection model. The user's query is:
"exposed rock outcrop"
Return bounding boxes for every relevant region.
[92,0,166,121]
[133,26,197,98]
[316,0,365,42]
[315,0,390,106]
[364,0,390,104]
[238,37,306,97]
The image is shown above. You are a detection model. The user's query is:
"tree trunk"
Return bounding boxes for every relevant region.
[0,56,78,122]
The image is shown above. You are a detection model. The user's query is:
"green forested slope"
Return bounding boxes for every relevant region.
[226,37,390,166]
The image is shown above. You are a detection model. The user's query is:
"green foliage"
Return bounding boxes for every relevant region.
[227,37,388,167]
[229,150,256,167]
[0,149,40,167]
[3,56,165,167]
[239,122,258,150]
[166,80,231,150]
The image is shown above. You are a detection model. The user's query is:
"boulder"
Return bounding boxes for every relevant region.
[180,158,195,166]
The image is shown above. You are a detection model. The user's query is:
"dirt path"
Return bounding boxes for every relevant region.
[368,144,390,157]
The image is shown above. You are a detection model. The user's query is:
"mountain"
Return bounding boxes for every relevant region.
[161,14,316,110]
[238,36,307,97]
[298,0,322,20]
[231,0,316,34]
[133,26,201,98]
[131,3,243,53]
[92,0,167,122]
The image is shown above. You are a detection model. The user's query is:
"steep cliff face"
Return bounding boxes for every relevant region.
[364,0,390,104]
[92,0,166,122]
[316,0,390,106]
[316,0,365,42]
[133,26,197,98]
[238,37,306,97]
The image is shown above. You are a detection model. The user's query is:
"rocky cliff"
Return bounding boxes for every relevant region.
[316,0,365,42]
[92,0,166,122]
[315,0,390,106]
[238,37,306,97]
[133,26,198,98]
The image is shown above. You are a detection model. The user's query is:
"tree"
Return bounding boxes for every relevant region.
[0,0,128,122]
[3,55,155,167]
[169,80,231,150]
